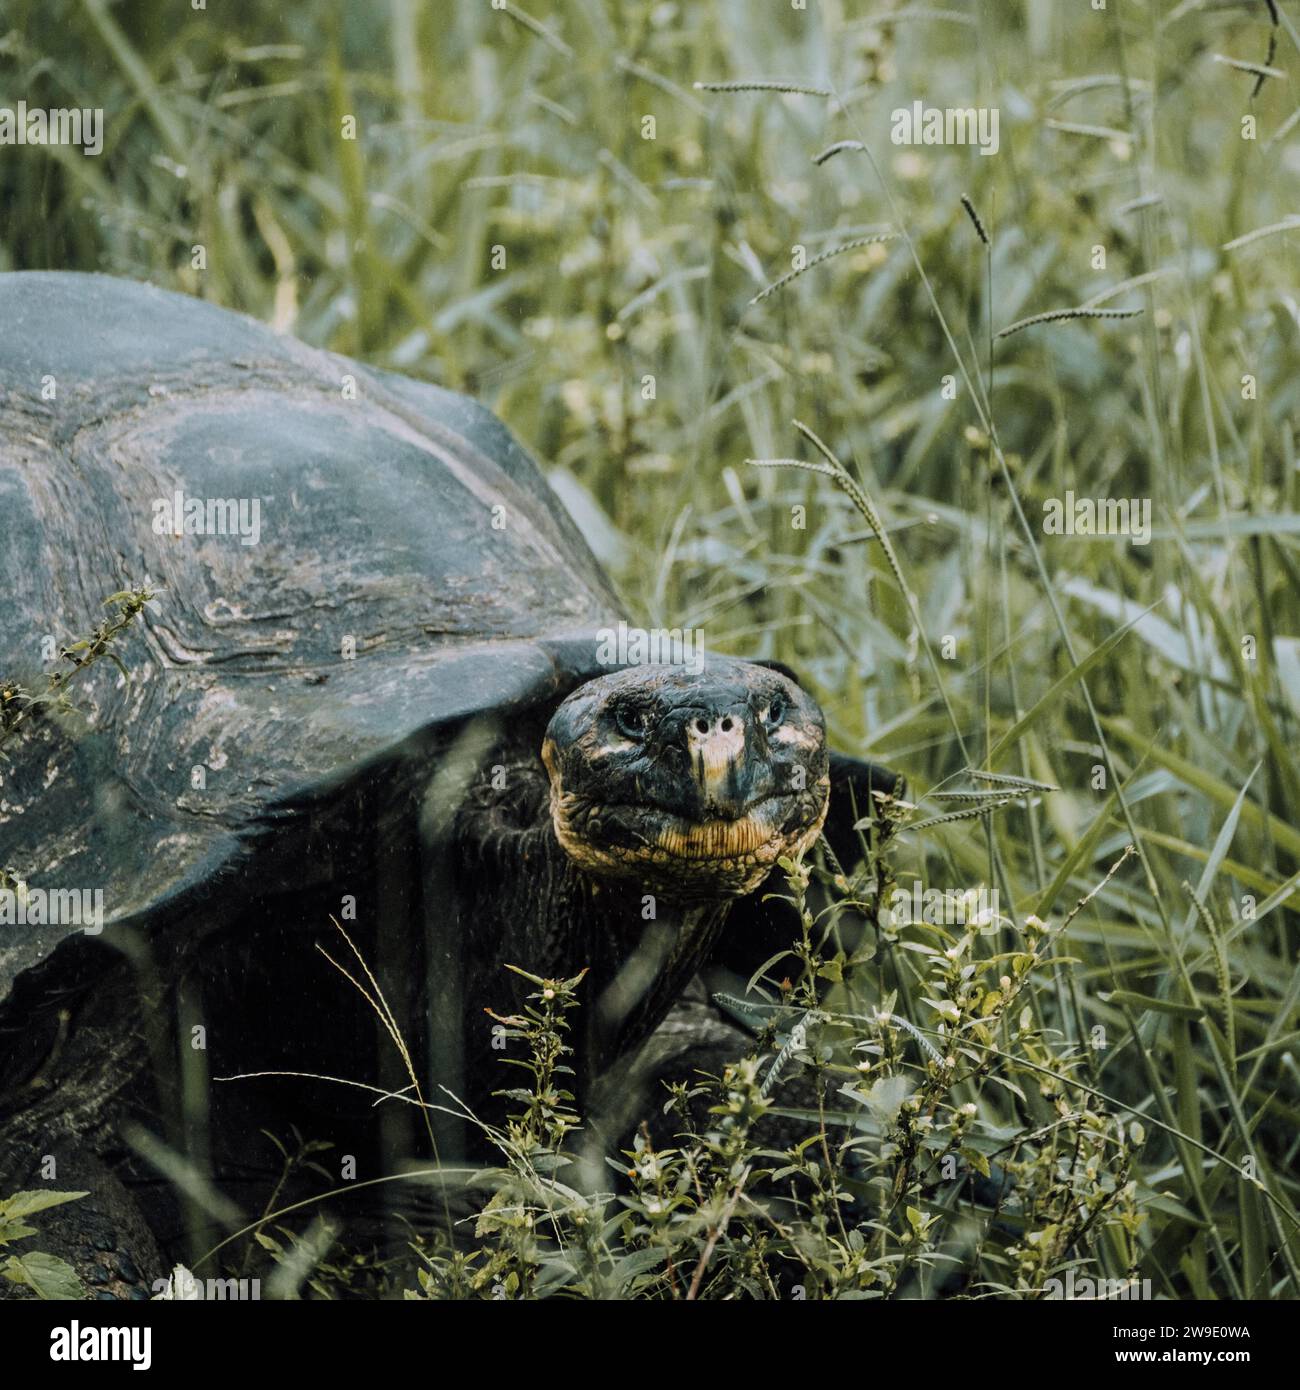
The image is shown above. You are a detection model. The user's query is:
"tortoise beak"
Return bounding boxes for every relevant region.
[681,702,759,819]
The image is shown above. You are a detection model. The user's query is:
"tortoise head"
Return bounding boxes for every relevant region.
[541,657,830,902]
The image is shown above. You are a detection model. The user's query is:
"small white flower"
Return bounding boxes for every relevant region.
[153,1264,202,1300]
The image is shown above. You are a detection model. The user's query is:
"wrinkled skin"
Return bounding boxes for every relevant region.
[449,657,904,1158]
[542,659,830,901]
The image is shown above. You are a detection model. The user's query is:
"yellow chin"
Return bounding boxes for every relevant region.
[655,815,774,861]
[551,786,829,899]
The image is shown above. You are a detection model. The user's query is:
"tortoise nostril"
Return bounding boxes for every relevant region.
[720,716,733,733]
[695,718,709,734]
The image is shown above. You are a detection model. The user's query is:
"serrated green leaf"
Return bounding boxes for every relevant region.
[0,1190,88,1220]
[2,1250,84,1300]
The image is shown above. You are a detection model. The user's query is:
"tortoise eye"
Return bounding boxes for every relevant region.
[764,695,786,729]
[614,702,649,740]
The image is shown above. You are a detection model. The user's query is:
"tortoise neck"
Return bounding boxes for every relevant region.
[568,875,731,1066]
[452,762,733,1074]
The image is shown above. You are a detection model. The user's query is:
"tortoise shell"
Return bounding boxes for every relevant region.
[0,272,622,1005]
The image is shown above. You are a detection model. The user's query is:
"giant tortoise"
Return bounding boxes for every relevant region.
[0,272,901,1297]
